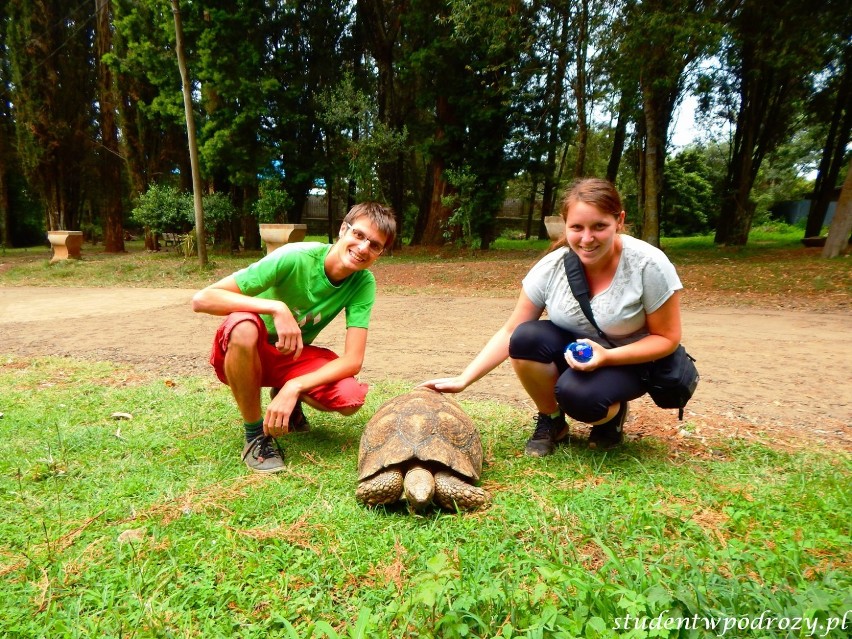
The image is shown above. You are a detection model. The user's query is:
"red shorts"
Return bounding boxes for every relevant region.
[210,312,368,410]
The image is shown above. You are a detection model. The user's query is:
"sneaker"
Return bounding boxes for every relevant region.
[242,435,286,473]
[270,388,310,433]
[588,402,628,449]
[524,412,569,457]
[288,400,310,433]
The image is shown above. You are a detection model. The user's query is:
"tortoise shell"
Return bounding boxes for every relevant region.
[357,388,482,482]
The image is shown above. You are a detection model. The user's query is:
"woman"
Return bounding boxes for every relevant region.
[420,178,683,455]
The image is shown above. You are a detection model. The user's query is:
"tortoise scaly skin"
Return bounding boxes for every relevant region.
[355,388,490,512]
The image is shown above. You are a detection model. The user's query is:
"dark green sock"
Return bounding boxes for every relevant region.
[244,419,264,442]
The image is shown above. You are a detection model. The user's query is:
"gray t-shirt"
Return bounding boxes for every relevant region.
[522,234,683,346]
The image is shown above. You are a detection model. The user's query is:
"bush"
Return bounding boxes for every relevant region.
[252,185,293,223]
[200,191,237,232]
[130,184,192,233]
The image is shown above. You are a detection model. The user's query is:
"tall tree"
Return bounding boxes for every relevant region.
[805,37,852,238]
[571,0,590,178]
[821,158,851,258]
[111,0,195,249]
[357,0,409,239]
[0,2,13,247]
[265,0,352,223]
[715,0,842,245]
[95,0,125,253]
[538,2,573,221]
[620,0,721,247]
[8,0,96,231]
[407,0,532,248]
[193,0,276,250]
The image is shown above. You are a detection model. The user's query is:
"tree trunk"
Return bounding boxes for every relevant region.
[716,71,760,246]
[606,92,630,184]
[539,7,570,222]
[822,160,852,258]
[525,177,539,239]
[421,158,456,245]
[641,91,669,247]
[0,120,9,247]
[171,0,206,266]
[357,0,406,246]
[572,0,589,178]
[420,95,459,246]
[95,0,125,253]
[410,164,434,246]
[806,53,852,237]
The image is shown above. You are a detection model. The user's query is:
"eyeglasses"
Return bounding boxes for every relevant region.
[344,222,385,255]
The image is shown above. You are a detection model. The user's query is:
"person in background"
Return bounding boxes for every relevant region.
[192,202,396,472]
[420,178,683,455]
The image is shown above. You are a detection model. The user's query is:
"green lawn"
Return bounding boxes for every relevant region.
[1,358,849,638]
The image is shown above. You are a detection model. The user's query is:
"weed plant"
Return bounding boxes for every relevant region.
[1,358,849,638]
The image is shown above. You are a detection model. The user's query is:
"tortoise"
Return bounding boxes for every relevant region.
[355,387,490,512]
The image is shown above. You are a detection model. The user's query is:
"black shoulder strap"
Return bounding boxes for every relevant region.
[563,250,614,347]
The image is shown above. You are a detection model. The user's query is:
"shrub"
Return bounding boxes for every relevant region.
[130,184,192,233]
[252,186,293,223]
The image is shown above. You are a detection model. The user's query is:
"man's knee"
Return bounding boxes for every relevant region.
[227,319,261,351]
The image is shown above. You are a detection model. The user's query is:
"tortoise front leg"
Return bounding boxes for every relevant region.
[356,468,404,506]
[434,471,491,511]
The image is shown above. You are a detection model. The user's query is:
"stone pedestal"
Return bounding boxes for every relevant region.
[259,223,308,254]
[543,216,565,241]
[47,230,84,264]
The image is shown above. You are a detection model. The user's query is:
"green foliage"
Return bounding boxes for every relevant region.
[662,147,721,236]
[130,184,192,233]
[130,185,237,238]
[317,73,409,203]
[0,358,849,637]
[7,0,96,231]
[441,166,477,245]
[201,191,237,230]
[252,185,294,224]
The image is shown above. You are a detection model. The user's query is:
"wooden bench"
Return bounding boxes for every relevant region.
[162,232,183,247]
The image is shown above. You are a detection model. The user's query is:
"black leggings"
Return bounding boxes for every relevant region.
[508,319,647,423]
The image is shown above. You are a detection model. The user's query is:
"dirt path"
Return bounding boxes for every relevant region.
[1,286,849,450]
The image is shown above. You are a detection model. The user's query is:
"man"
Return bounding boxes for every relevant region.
[192,202,396,473]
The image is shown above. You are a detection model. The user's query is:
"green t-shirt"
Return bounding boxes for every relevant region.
[233,242,376,344]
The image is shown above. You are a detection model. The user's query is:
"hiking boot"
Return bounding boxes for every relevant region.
[242,435,286,473]
[524,412,569,457]
[270,388,310,433]
[588,402,628,450]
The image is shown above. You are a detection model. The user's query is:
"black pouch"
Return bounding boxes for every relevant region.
[643,345,699,420]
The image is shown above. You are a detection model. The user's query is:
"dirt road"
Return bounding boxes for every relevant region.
[1,286,849,448]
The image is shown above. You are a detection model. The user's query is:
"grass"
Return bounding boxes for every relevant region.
[1,357,849,638]
[2,228,849,309]
[1,228,849,635]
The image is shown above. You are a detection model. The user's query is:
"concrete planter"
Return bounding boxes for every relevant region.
[259,223,308,254]
[47,230,84,263]
[543,215,565,241]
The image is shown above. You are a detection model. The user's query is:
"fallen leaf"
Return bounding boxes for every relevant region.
[117,528,146,544]
[165,380,176,387]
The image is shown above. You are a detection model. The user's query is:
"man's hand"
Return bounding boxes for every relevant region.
[271,305,304,359]
[264,385,300,437]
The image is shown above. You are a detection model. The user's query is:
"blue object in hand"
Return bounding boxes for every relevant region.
[566,341,593,363]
